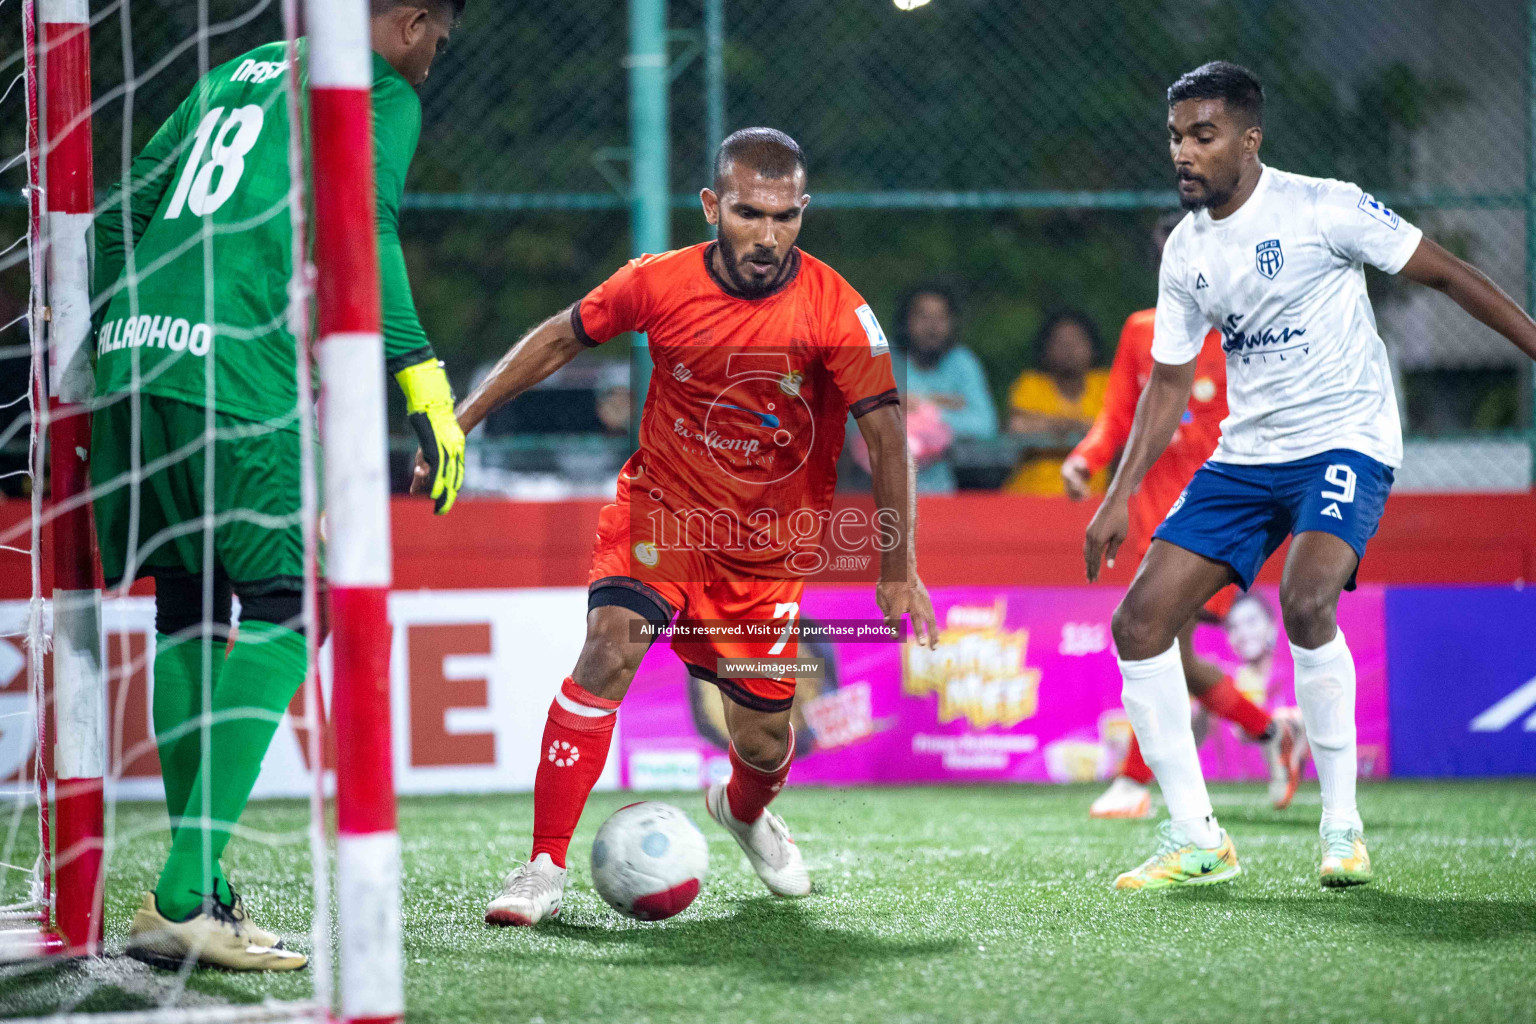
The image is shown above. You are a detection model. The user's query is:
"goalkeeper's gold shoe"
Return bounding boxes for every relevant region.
[125,892,308,972]
[228,889,284,952]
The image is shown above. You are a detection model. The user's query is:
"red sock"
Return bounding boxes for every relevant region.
[1120,733,1154,785]
[725,726,794,824]
[530,678,620,868]
[1197,675,1272,741]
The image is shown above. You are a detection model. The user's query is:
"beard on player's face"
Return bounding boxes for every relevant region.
[1177,161,1241,211]
[716,228,786,297]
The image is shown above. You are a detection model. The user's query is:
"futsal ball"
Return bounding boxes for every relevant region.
[893,0,932,9]
[590,802,709,921]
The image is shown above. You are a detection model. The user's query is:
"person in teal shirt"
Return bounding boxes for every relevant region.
[896,285,998,492]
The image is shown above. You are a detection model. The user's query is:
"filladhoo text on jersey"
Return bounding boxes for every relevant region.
[98,315,214,358]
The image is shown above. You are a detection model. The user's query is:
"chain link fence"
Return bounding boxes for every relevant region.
[3,0,1532,491]
[424,0,1536,490]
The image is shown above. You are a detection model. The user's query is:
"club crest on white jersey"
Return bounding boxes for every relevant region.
[1255,239,1284,279]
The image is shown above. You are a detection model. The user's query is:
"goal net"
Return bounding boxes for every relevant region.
[1,1,400,1020]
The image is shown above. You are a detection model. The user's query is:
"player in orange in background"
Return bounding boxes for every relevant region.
[430,128,939,925]
[1064,214,1307,820]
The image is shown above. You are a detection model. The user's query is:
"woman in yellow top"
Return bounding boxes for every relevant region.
[1005,310,1110,494]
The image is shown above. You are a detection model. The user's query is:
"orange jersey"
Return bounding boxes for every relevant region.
[576,243,898,578]
[1071,308,1227,558]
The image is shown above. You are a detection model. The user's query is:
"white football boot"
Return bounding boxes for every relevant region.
[706,783,811,897]
[1264,708,1309,810]
[485,853,567,927]
[1089,776,1153,819]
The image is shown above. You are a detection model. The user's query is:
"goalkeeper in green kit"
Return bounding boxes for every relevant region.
[90,0,465,971]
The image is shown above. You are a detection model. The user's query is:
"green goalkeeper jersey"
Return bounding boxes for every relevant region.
[92,41,435,427]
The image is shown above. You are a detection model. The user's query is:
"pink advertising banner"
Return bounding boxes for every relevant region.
[617,585,1388,790]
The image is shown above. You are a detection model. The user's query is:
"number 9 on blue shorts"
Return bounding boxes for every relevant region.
[1152,448,1395,592]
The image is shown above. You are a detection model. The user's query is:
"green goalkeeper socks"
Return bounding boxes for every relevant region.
[154,620,307,921]
[153,630,228,840]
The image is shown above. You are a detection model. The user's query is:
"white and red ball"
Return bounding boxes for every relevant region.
[590,802,708,921]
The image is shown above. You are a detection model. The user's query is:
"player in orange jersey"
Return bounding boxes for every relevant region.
[425,128,938,924]
[1064,215,1306,820]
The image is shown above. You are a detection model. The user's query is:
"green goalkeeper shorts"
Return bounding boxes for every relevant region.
[91,393,314,595]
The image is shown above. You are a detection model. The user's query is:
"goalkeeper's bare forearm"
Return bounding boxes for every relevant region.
[457,306,589,433]
[1083,357,1196,581]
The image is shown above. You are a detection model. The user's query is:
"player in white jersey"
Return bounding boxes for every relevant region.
[1084,61,1536,891]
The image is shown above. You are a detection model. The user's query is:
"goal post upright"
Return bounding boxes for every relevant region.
[306,2,405,1022]
[39,0,105,958]
[19,0,51,958]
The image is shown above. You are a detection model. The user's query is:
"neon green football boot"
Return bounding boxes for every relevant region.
[1319,824,1372,888]
[1114,820,1242,891]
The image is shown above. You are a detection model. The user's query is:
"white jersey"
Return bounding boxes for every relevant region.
[1152,165,1422,468]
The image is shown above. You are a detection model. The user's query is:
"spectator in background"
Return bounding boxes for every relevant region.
[895,285,998,492]
[593,361,631,437]
[1005,310,1109,494]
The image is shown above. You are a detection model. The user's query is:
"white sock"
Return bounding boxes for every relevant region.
[1118,642,1220,848]
[1291,628,1363,833]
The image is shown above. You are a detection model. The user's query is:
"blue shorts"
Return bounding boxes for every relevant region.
[1152,449,1394,592]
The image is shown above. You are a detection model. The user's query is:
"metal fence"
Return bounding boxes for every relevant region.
[3,0,1533,489]
[413,0,1536,489]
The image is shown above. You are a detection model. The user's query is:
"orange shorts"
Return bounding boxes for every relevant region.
[587,501,804,713]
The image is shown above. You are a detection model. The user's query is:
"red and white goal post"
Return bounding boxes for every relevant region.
[14,0,104,962]
[309,0,407,1021]
[14,1,405,1020]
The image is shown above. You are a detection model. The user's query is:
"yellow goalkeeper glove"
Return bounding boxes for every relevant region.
[395,357,465,515]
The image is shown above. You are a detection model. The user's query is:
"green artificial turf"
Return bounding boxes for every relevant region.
[1,781,1533,1023]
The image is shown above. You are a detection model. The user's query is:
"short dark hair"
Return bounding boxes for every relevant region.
[712,127,807,194]
[1167,61,1264,127]
[372,0,465,20]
